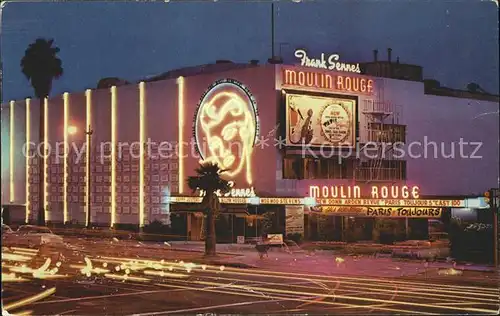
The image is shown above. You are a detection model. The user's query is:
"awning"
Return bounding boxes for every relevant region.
[170,204,254,217]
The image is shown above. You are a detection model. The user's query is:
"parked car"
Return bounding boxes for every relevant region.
[2,223,13,234]
[392,239,450,260]
[2,224,14,244]
[4,225,64,248]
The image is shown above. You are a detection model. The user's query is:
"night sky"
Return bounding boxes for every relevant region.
[1,0,498,102]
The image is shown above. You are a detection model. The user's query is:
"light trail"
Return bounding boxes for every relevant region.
[433,301,499,306]
[2,253,34,262]
[82,255,498,302]
[153,282,433,315]
[30,288,196,306]
[188,264,498,300]
[1,273,28,282]
[191,273,495,307]
[63,258,492,311]
[296,278,340,309]
[142,270,188,278]
[9,247,39,253]
[3,257,68,281]
[15,248,495,302]
[103,273,150,282]
[3,287,56,312]
[131,296,293,316]
[200,264,499,296]
[11,310,33,316]
[4,251,497,314]
[69,264,110,275]
[165,278,498,314]
[4,248,495,313]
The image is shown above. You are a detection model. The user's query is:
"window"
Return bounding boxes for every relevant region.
[283,157,353,179]
[283,157,303,179]
[355,159,406,181]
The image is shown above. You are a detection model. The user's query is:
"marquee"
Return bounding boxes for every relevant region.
[166,195,465,208]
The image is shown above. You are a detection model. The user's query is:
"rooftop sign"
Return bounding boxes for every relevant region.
[282,68,374,94]
[294,49,361,74]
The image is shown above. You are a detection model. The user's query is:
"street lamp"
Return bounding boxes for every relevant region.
[68,125,94,228]
[68,125,78,135]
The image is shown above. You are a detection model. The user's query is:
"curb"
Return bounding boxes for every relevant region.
[203,261,257,269]
[169,247,244,257]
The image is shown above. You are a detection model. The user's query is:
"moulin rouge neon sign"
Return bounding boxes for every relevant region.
[309,185,421,200]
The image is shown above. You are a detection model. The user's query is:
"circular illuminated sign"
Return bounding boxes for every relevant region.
[319,101,352,144]
[194,79,259,185]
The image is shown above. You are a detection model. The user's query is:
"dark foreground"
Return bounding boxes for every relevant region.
[2,238,499,315]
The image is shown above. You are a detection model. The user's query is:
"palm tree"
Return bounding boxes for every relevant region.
[21,38,64,225]
[187,163,231,256]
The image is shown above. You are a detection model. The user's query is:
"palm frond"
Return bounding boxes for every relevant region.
[187,162,231,194]
[20,38,64,98]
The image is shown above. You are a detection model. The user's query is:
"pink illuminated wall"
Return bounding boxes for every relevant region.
[181,65,279,196]
[1,63,498,226]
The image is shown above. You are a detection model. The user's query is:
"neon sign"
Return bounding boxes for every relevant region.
[282,68,374,94]
[294,49,361,73]
[365,207,442,217]
[166,196,464,207]
[321,206,442,218]
[309,185,420,199]
[199,181,256,198]
[194,79,259,186]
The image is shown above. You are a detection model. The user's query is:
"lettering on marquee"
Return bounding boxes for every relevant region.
[199,181,256,198]
[166,195,464,209]
[321,206,366,215]
[320,206,443,218]
[365,207,442,218]
[260,197,303,205]
[317,198,463,207]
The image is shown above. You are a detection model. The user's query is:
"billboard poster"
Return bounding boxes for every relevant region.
[285,92,356,147]
[285,205,304,236]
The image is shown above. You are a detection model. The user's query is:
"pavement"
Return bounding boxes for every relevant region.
[2,238,499,315]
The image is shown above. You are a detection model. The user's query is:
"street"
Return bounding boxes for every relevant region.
[2,237,499,315]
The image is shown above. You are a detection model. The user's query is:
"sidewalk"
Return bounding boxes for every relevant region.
[168,241,255,255]
[167,241,498,277]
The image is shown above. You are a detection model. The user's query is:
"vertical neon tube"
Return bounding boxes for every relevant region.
[63,92,69,224]
[25,98,31,223]
[9,101,15,203]
[139,82,145,227]
[44,98,49,221]
[111,86,117,227]
[85,89,92,227]
[177,77,185,194]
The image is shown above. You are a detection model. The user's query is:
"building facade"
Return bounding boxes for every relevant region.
[1,61,498,241]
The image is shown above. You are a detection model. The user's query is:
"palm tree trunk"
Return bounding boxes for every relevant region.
[205,209,217,256]
[37,97,45,226]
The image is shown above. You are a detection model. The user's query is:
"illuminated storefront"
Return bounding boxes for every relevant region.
[1,59,498,242]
